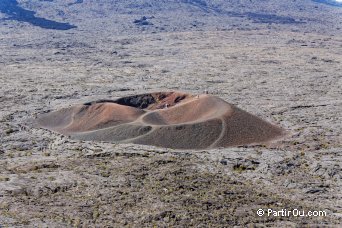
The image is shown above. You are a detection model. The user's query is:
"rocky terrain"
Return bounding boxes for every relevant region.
[0,0,341,227]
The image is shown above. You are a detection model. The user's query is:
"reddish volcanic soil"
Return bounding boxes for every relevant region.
[36,91,286,149]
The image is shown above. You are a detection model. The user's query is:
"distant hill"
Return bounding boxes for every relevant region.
[0,0,341,34]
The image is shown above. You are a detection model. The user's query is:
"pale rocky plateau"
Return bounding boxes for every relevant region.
[0,0,341,227]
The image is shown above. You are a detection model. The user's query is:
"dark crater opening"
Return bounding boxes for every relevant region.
[83,92,188,110]
[83,93,165,109]
[114,94,157,109]
[174,95,186,103]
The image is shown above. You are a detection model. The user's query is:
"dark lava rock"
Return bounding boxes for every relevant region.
[134,16,154,26]
[0,0,77,30]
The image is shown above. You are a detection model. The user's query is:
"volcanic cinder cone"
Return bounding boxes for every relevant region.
[36,91,286,149]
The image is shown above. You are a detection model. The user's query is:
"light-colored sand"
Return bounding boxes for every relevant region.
[36,91,286,149]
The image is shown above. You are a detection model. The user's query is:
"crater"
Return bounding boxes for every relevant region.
[36,91,286,149]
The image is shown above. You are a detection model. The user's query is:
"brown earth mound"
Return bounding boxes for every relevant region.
[36,92,286,149]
